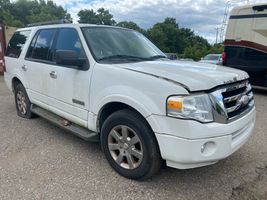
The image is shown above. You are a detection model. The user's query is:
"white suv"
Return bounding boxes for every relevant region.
[4,22,256,180]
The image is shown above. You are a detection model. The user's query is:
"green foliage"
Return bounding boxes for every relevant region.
[183,44,224,61]
[146,18,210,57]
[183,45,208,61]
[0,0,71,27]
[116,21,145,34]
[146,18,179,53]
[78,8,116,25]
[208,44,224,54]
[0,1,221,60]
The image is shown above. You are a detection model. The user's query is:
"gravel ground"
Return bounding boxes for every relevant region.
[0,76,266,200]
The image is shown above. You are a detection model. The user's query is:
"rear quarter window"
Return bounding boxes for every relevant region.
[6,30,31,58]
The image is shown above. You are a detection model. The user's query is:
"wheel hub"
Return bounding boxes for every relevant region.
[17,91,27,115]
[108,125,143,170]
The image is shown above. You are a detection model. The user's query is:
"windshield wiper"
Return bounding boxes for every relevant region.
[98,55,150,61]
[148,55,168,60]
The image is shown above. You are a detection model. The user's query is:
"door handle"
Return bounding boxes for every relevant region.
[49,71,57,79]
[21,65,27,71]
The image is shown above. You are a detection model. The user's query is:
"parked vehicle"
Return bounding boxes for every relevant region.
[165,53,177,60]
[179,58,194,61]
[200,54,222,65]
[0,25,17,74]
[223,3,267,88]
[4,21,256,180]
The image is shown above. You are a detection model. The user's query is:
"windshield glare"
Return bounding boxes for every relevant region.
[82,27,166,62]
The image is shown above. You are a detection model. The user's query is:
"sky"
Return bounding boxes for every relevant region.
[52,0,267,43]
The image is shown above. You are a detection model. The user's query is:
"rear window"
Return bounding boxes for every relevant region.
[6,30,31,58]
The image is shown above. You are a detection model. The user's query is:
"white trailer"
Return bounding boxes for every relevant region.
[223,4,267,87]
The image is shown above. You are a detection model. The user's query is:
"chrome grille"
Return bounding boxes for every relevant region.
[222,80,254,120]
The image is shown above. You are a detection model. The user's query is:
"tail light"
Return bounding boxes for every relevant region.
[0,58,6,72]
[222,51,226,64]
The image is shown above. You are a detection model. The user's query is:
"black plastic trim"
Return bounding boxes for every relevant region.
[230,13,267,19]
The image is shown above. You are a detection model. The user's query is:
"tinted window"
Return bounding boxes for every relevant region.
[55,28,85,59]
[6,31,31,58]
[26,32,38,58]
[31,29,56,61]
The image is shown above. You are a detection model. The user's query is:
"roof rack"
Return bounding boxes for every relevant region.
[26,19,72,27]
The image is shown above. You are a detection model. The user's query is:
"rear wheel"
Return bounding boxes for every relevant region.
[14,83,34,119]
[101,109,162,180]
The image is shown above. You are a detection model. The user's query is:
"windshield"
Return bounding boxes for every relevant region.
[203,55,220,61]
[82,27,166,63]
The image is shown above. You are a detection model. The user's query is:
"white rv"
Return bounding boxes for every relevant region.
[223,3,267,87]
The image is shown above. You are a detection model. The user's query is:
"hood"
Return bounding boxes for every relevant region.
[117,60,249,91]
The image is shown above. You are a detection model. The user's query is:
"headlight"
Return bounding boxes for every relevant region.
[167,94,213,123]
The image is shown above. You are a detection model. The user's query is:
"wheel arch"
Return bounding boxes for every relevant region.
[12,77,23,93]
[97,101,153,133]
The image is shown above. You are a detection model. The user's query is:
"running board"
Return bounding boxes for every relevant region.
[31,105,99,142]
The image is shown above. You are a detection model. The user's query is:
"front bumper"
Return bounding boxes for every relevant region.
[147,107,256,169]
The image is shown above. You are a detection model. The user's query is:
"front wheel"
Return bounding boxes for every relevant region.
[101,109,162,180]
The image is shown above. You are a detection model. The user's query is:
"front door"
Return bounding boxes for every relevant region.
[46,28,91,127]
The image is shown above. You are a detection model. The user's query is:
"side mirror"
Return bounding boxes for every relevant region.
[55,50,87,69]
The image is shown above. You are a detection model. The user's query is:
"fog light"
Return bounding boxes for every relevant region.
[201,141,216,156]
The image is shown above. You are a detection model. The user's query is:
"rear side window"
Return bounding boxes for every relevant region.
[6,30,31,58]
[27,29,56,61]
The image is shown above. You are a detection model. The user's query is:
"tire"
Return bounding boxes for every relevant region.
[101,109,162,180]
[14,83,34,119]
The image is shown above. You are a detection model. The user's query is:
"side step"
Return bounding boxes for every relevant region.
[31,105,99,142]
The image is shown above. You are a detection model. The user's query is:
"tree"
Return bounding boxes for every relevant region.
[97,8,116,25]
[147,18,184,53]
[116,21,145,34]
[146,17,210,57]
[183,45,209,61]
[78,8,116,25]
[208,44,224,54]
[78,9,100,24]
[0,3,217,59]
[0,0,71,27]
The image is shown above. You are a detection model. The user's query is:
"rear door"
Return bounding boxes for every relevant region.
[23,28,57,106]
[5,30,31,83]
[46,28,90,127]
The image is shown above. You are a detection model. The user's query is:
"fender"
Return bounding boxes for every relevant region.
[87,93,161,133]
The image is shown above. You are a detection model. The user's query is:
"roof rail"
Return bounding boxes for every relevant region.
[26,19,72,27]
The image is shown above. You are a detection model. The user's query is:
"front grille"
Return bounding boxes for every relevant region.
[222,80,254,120]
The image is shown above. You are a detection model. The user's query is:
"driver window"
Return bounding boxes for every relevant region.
[55,28,86,60]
